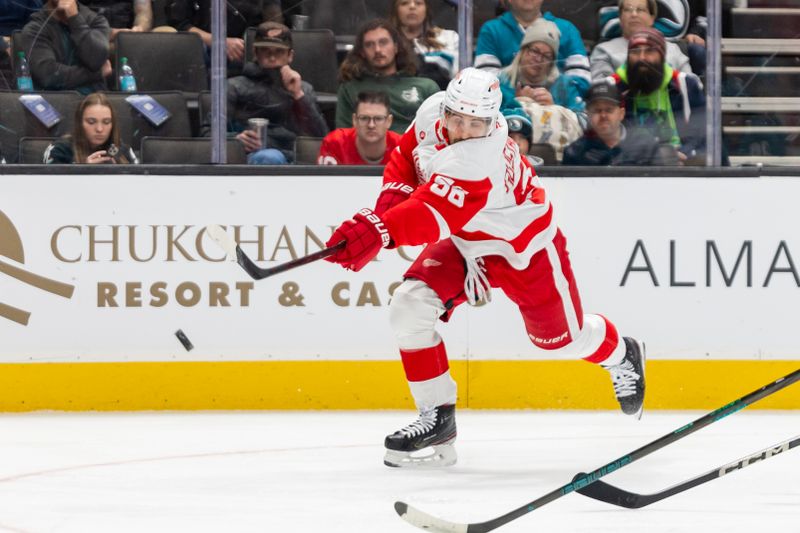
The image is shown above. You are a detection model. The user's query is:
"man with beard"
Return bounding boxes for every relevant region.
[563,82,667,166]
[336,19,439,134]
[323,68,646,468]
[608,27,705,164]
[590,0,691,81]
[22,0,111,92]
[227,22,328,165]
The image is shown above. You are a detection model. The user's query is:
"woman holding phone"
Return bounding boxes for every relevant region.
[45,92,138,164]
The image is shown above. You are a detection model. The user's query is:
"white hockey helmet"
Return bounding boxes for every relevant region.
[442,67,502,121]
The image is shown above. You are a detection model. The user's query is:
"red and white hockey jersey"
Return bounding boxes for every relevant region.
[380,92,558,269]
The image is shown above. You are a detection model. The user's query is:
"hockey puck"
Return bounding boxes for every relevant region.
[175,329,194,351]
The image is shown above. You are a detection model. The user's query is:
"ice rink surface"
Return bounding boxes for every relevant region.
[0,410,797,533]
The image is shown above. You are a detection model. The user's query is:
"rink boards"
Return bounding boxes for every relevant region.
[0,172,798,410]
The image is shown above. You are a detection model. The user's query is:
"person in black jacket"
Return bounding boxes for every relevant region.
[22,0,111,92]
[563,82,669,166]
[82,0,153,42]
[167,0,265,76]
[227,21,328,164]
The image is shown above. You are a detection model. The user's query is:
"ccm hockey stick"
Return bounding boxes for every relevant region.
[205,224,345,280]
[395,367,800,533]
[575,433,800,509]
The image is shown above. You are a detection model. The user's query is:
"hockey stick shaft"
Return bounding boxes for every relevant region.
[575,434,800,509]
[205,224,345,280]
[395,367,800,533]
[234,240,345,280]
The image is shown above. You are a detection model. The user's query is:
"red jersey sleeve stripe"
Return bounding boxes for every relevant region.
[457,203,554,253]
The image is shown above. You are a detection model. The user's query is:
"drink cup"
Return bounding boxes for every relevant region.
[248,118,269,149]
[292,15,309,30]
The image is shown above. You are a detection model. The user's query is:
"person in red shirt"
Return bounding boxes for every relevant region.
[317,91,401,165]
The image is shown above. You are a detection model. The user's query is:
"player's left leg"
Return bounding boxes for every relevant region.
[383,240,469,467]
[490,230,645,417]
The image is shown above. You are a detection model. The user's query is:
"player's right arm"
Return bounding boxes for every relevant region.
[373,124,420,216]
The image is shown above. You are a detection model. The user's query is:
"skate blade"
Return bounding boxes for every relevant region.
[384,443,457,468]
[635,341,647,421]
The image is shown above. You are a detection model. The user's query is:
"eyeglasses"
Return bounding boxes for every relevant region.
[621,6,650,15]
[521,46,554,62]
[355,114,389,125]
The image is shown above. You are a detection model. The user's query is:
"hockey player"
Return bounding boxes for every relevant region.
[325,67,645,468]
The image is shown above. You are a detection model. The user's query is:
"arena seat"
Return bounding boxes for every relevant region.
[140,136,247,164]
[0,90,83,164]
[294,136,324,165]
[115,32,208,93]
[102,91,192,153]
[528,143,558,166]
[18,137,58,164]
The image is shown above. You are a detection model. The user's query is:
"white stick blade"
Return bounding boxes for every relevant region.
[394,502,468,533]
[204,225,238,260]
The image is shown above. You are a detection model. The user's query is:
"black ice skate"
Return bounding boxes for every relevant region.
[384,404,457,468]
[607,337,646,419]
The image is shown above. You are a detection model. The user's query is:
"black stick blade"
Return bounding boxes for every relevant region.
[574,473,647,508]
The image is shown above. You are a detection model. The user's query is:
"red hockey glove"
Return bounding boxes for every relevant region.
[374,182,415,216]
[325,208,391,272]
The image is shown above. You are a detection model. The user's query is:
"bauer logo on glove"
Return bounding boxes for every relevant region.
[358,208,391,247]
[325,208,392,272]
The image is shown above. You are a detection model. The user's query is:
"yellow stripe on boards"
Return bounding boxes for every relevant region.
[0,360,797,412]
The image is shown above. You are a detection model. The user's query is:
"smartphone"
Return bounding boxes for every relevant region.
[106,143,121,163]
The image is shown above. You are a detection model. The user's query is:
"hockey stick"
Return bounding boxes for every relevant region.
[394,367,800,533]
[205,225,345,280]
[575,433,800,509]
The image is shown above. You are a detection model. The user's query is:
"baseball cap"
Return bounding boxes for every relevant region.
[254,22,293,49]
[503,109,533,140]
[587,82,622,106]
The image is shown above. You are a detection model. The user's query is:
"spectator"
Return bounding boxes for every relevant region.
[503,108,532,155]
[498,18,585,162]
[319,91,401,165]
[0,0,42,36]
[389,0,459,89]
[474,0,590,92]
[0,37,12,91]
[167,0,264,75]
[499,18,585,115]
[0,0,39,90]
[337,19,439,134]
[590,0,691,81]
[228,21,328,165]
[44,92,138,164]
[683,0,706,76]
[82,0,152,42]
[563,82,666,165]
[22,0,111,92]
[607,28,705,163]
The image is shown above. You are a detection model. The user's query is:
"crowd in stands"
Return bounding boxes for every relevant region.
[0,0,713,166]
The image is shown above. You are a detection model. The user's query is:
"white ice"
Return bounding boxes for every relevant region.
[0,410,797,532]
